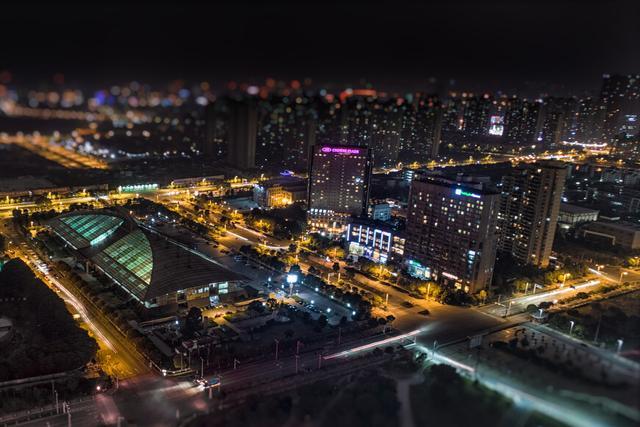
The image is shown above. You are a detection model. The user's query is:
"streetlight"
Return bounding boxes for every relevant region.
[569,320,575,336]
[619,271,628,285]
[504,300,513,317]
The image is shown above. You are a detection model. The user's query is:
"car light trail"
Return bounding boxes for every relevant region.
[415,344,611,427]
[226,231,249,241]
[324,329,423,360]
[34,260,116,351]
[516,280,600,304]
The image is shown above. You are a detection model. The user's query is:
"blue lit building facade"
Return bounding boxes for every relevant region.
[345,218,405,264]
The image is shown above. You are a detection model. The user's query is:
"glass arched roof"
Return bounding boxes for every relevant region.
[58,214,124,248]
[93,229,153,301]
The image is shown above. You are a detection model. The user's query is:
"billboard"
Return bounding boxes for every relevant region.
[488,115,504,136]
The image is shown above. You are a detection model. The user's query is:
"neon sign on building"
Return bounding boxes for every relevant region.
[321,146,361,155]
[454,188,481,199]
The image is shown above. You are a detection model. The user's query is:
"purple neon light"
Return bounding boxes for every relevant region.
[320,146,361,154]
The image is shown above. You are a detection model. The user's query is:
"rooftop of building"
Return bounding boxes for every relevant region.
[260,175,307,188]
[560,203,600,215]
[583,220,640,233]
[48,209,247,303]
[413,175,500,196]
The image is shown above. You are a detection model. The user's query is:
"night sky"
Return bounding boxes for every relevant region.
[2,1,638,94]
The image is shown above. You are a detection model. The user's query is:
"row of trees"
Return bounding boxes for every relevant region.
[245,204,306,240]
[493,254,590,296]
[0,259,98,381]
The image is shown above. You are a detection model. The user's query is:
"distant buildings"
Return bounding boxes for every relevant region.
[404,175,500,293]
[307,144,373,234]
[497,161,567,268]
[599,74,640,144]
[227,99,257,170]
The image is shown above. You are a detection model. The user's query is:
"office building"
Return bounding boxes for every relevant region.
[307,144,373,234]
[345,218,405,264]
[227,98,257,170]
[497,161,567,267]
[403,176,500,293]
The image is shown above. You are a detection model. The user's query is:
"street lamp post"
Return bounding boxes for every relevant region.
[504,300,513,317]
[619,271,628,285]
[274,338,279,361]
[561,273,570,288]
[569,320,575,336]
[617,339,624,354]
[385,293,389,308]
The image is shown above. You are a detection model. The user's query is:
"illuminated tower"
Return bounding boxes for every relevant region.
[307,144,373,234]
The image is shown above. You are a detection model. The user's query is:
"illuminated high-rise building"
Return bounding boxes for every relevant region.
[504,98,543,145]
[599,74,640,144]
[307,144,373,234]
[497,161,567,267]
[403,175,500,293]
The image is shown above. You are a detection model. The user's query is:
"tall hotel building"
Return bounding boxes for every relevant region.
[497,161,567,268]
[307,144,373,234]
[404,176,500,293]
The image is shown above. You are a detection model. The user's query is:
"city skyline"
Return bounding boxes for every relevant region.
[0,2,638,427]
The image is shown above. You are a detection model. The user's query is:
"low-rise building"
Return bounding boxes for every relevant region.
[580,221,640,250]
[253,176,307,208]
[558,203,599,229]
[621,186,640,213]
[48,209,248,309]
[368,201,392,221]
[345,218,405,264]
